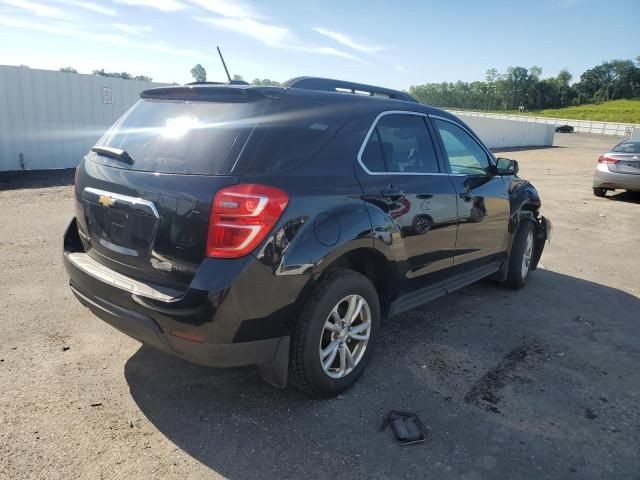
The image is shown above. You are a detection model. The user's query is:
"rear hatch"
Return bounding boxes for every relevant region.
[607,154,640,175]
[75,86,280,289]
[607,142,640,175]
[75,85,354,290]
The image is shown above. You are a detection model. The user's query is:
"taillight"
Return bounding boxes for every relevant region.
[206,184,289,258]
[598,155,619,164]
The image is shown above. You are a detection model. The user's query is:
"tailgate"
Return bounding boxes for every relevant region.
[76,160,239,290]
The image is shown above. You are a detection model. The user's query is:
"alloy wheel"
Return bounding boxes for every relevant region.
[319,294,372,379]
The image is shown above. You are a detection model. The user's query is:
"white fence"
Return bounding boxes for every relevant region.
[455,113,555,149]
[448,109,639,137]
[0,64,565,172]
[0,65,168,172]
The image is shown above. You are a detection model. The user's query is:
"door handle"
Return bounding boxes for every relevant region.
[459,190,472,201]
[381,186,404,199]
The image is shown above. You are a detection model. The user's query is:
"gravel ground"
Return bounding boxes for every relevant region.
[1,133,639,479]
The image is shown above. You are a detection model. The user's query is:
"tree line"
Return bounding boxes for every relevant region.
[189,63,280,86]
[409,57,640,111]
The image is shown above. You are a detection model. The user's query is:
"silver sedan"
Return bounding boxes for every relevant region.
[593,140,640,197]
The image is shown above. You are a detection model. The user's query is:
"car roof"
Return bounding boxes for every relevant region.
[141,78,465,127]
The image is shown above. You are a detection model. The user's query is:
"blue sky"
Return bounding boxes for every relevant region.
[0,0,638,89]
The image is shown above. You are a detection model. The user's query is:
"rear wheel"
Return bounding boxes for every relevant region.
[504,221,536,290]
[289,269,380,398]
[593,187,607,197]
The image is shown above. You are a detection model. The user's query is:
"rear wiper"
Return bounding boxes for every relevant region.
[91,146,134,164]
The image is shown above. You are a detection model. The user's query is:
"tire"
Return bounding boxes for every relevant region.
[289,268,380,398]
[504,221,536,290]
[593,187,607,197]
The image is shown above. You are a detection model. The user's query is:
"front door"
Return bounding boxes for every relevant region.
[430,116,510,268]
[355,112,459,298]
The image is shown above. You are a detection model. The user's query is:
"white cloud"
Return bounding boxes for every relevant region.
[1,0,69,18]
[197,16,364,62]
[198,16,294,47]
[113,0,186,12]
[313,27,384,53]
[0,14,211,62]
[395,66,405,72]
[0,15,78,34]
[53,0,118,16]
[304,46,360,61]
[113,23,153,35]
[188,0,261,18]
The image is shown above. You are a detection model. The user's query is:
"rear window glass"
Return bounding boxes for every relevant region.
[611,142,640,153]
[238,99,352,174]
[93,99,267,175]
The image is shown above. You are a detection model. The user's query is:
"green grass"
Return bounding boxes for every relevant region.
[528,100,640,124]
[449,99,640,124]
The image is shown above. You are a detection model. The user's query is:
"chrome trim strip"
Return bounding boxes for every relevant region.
[355,110,497,177]
[356,110,442,176]
[83,187,160,218]
[67,252,180,302]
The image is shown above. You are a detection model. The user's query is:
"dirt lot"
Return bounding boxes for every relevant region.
[1,133,639,479]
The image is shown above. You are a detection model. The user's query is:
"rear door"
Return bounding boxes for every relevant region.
[607,142,640,175]
[355,112,458,297]
[430,116,510,268]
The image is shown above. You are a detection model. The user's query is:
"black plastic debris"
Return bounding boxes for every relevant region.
[379,410,428,445]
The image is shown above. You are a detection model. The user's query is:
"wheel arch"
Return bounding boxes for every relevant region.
[286,245,392,334]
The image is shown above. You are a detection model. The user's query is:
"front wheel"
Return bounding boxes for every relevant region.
[504,221,536,290]
[289,269,380,398]
[593,187,607,197]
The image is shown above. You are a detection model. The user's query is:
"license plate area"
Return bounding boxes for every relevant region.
[82,188,160,258]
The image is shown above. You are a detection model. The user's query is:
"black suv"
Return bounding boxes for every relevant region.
[63,77,550,397]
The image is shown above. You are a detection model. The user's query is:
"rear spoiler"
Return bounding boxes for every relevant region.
[140,85,284,102]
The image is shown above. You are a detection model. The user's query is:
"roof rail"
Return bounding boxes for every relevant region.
[283,77,417,103]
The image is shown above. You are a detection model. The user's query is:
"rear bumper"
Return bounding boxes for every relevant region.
[63,218,298,372]
[69,283,287,368]
[593,166,640,190]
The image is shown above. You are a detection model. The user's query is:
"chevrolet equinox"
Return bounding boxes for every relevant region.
[63,77,550,397]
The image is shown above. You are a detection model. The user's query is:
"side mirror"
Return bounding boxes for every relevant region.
[493,157,519,176]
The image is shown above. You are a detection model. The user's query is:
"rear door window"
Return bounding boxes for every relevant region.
[93,99,268,175]
[360,114,440,174]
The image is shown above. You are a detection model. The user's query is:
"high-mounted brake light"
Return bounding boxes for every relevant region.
[206,184,289,258]
[598,155,619,164]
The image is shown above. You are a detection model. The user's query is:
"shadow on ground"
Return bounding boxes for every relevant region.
[0,169,74,190]
[125,270,640,479]
[606,190,640,204]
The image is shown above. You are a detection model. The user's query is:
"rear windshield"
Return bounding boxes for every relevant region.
[92,94,352,175]
[93,98,268,175]
[611,142,640,154]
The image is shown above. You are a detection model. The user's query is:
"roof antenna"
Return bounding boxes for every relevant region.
[217,46,232,83]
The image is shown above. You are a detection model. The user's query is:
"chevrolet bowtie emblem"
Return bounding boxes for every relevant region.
[98,195,116,208]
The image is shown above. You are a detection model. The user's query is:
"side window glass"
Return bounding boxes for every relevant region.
[360,129,386,172]
[434,119,491,175]
[360,114,440,174]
